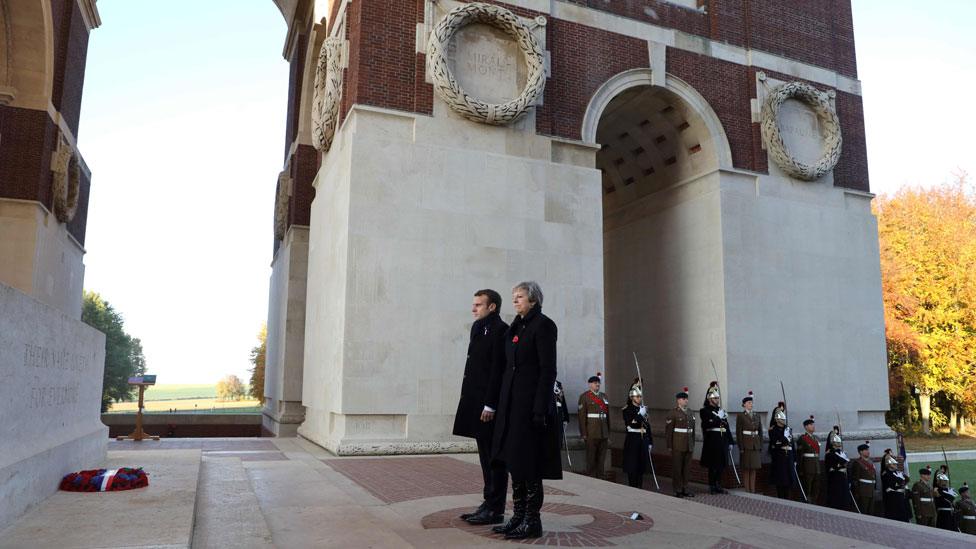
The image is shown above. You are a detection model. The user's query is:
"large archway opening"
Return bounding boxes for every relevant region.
[590,72,731,413]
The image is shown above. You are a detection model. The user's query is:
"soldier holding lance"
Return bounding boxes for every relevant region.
[577,374,610,479]
[735,391,763,493]
[700,381,734,494]
[665,387,696,498]
[880,448,910,522]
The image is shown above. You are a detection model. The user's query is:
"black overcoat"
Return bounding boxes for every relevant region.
[700,402,732,468]
[452,312,508,438]
[491,305,562,481]
[881,469,910,522]
[621,404,653,475]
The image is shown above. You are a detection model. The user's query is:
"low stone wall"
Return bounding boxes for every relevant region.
[101,413,262,438]
[0,283,107,530]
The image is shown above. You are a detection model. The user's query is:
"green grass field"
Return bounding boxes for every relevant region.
[140,384,218,401]
[907,459,976,486]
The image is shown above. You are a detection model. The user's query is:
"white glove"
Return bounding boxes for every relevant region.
[717,408,728,420]
[784,427,793,440]
[638,405,647,417]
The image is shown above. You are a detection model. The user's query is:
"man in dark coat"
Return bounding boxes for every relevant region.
[699,381,733,494]
[768,403,793,499]
[491,281,561,540]
[453,289,508,525]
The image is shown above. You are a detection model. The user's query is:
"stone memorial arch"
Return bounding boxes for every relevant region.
[264,0,893,454]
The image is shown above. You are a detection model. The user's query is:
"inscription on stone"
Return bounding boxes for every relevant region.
[778,98,824,166]
[447,23,526,105]
[23,343,89,372]
[27,379,79,409]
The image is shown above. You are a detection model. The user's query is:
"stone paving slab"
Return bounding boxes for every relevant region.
[190,456,274,549]
[0,449,201,549]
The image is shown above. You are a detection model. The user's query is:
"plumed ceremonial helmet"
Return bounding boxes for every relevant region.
[628,377,642,399]
[883,449,898,470]
[706,381,721,400]
[936,470,950,485]
[741,390,754,406]
[772,402,787,426]
[828,426,843,449]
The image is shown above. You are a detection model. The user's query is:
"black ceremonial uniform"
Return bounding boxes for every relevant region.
[768,424,793,498]
[700,401,733,492]
[621,403,653,489]
[881,468,910,522]
[936,485,959,531]
[824,447,851,510]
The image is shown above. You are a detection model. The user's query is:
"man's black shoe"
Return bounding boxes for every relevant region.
[464,509,504,525]
[682,490,695,497]
[459,502,487,520]
[674,492,685,498]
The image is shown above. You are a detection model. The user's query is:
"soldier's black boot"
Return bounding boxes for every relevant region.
[492,481,526,534]
[460,501,487,520]
[505,479,543,539]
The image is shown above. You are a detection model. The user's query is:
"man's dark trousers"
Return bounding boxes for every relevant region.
[477,425,508,512]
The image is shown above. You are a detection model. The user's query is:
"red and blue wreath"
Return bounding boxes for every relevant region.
[59,468,149,492]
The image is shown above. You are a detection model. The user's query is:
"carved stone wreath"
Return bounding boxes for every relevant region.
[51,134,80,223]
[273,170,292,241]
[760,81,842,181]
[312,37,344,152]
[427,3,545,125]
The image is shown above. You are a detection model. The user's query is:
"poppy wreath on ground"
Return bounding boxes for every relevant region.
[59,467,149,492]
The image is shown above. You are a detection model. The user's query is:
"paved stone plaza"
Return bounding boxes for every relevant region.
[1,438,970,549]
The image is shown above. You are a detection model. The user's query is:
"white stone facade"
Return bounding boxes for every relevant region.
[0,282,107,529]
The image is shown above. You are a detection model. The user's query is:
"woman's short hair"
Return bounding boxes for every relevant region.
[512,281,543,306]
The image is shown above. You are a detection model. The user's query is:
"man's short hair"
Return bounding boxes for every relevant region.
[474,289,502,311]
[512,281,544,306]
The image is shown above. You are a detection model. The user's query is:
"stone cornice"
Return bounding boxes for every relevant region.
[76,0,101,31]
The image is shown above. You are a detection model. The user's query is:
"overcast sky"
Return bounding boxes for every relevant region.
[77,0,975,384]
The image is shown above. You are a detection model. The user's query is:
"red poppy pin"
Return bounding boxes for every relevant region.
[512,335,519,344]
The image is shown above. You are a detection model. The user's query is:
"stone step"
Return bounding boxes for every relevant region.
[191,456,274,548]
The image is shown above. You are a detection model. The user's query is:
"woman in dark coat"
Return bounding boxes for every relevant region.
[621,380,653,489]
[490,281,561,540]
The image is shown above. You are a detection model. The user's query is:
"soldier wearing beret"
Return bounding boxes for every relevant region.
[795,416,822,504]
[955,483,976,534]
[911,466,937,526]
[735,391,762,493]
[665,387,696,498]
[578,374,610,479]
[850,442,877,516]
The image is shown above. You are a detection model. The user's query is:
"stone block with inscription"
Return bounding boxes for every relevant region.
[0,283,107,529]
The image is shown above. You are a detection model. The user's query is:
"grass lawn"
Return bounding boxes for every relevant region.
[906,459,976,487]
[106,397,261,413]
[140,384,218,401]
[902,433,976,452]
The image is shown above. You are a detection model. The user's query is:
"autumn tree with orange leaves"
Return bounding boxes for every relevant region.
[876,173,976,435]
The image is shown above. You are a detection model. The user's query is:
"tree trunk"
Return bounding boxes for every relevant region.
[919,392,931,435]
[961,415,968,434]
[950,407,959,436]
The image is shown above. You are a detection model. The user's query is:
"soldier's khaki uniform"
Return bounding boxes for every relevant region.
[795,433,822,503]
[577,391,610,479]
[911,479,936,526]
[955,496,976,534]
[665,407,696,495]
[850,457,876,515]
[735,411,763,469]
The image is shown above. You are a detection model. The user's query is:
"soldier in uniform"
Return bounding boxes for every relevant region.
[911,466,937,526]
[934,468,959,531]
[665,387,696,498]
[453,289,509,525]
[880,448,910,521]
[824,426,851,510]
[795,416,821,504]
[699,381,733,494]
[955,483,976,534]
[577,375,610,479]
[768,403,793,499]
[554,380,569,425]
[621,379,653,489]
[735,391,762,493]
[850,442,877,516]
